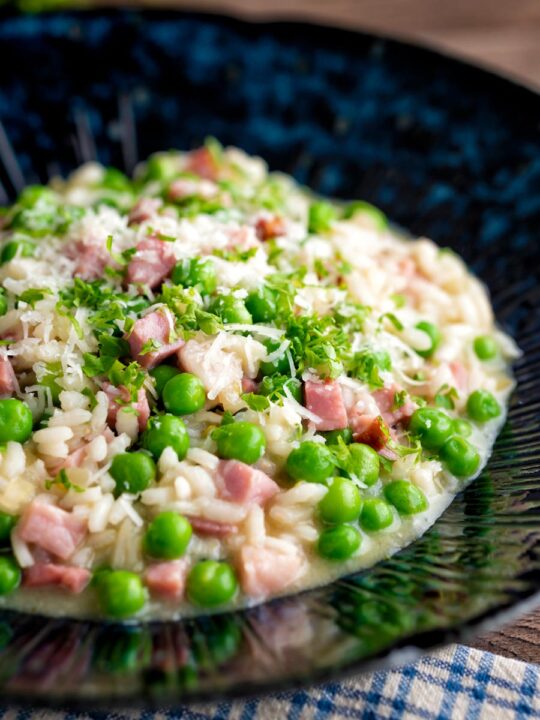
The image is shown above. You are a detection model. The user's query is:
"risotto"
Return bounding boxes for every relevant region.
[0,141,517,619]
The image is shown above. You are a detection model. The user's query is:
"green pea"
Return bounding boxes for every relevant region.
[440,436,480,478]
[149,365,180,397]
[342,200,388,231]
[0,399,33,444]
[171,258,217,295]
[344,444,380,486]
[0,511,17,545]
[144,512,192,559]
[142,414,190,461]
[319,477,362,524]
[0,556,21,595]
[245,286,277,323]
[209,295,252,325]
[0,291,7,317]
[213,421,266,464]
[317,525,361,560]
[162,373,206,416]
[453,418,473,438]
[409,407,453,451]
[414,321,441,358]
[110,451,156,496]
[187,560,238,607]
[144,154,178,183]
[473,335,498,361]
[100,167,132,193]
[384,480,428,515]
[308,201,337,234]
[286,441,335,483]
[323,428,353,446]
[96,570,147,618]
[359,498,394,531]
[259,339,289,376]
[17,185,56,208]
[1,239,36,264]
[466,390,501,423]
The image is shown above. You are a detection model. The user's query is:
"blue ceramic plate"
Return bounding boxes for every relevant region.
[0,9,539,707]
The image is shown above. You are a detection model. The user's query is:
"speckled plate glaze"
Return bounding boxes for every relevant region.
[0,9,539,707]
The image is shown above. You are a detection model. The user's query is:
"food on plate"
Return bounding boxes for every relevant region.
[0,141,518,618]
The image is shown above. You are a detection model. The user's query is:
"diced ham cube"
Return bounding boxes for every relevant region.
[187,516,238,538]
[238,545,304,598]
[255,215,286,241]
[225,225,259,251]
[103,382,150,433]
[128,197,162,226]
[126,309,184,370]
[450,360,468,393]
[24,563,91,594]
[372,386,415,427]
[304,380,348,431]
[217,460,279,506]
[48,445,87,476]
[185,146,219,181]
[17,502,86,560]
[350,414,389,451]
[241,377,258,394]
[145,560,188,600]
[0,357,16,397]
[64,240,110,281]
[125,238,176,290]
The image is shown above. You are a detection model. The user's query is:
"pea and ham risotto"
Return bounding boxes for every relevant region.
[0,142,517,619]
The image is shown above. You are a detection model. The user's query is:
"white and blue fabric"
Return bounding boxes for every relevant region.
[3,644,539,720]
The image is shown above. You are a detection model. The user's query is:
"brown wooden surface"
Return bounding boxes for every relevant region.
[472,608,540,663]
[117,0,540,660]
[128,0,540,87]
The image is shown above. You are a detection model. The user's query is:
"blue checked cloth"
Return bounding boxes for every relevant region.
[4,644,539,720]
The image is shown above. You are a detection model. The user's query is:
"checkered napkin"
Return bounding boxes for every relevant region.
[3,644,538,720]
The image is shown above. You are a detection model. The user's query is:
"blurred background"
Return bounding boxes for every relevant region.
[103,0,540,86]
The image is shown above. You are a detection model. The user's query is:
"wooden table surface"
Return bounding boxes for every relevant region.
[126,0,540,661]
[140,0,540,88]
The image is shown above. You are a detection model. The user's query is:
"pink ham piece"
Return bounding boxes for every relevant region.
[0,356,16,397]
[103,382,150,433]
[217,460,279,506]
[125,237,176,290]
[350,414,389,451]
[255,215,286,241]
[450,360,468,393]
[48,445,87,476]
[17,502,86,561]
[238,545,304,598]
[24,563,91,594]
[187,516,238,538]
[372,386,415,428]
[241,377,258,394]
[185,146,219,181]
[128,197,162,225]
[64,240,110,281]
[126,309,184,370]
[145,560,188,600]
[304,379,348,431]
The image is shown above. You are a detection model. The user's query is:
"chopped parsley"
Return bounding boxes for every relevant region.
[241,393,270,412]
[350,349,391,389]
[45,468,85,493]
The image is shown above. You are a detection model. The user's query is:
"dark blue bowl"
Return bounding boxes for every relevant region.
[0,9,539,707]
